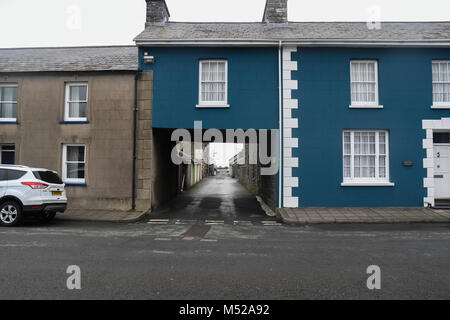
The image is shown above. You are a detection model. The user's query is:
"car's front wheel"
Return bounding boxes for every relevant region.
[0,201,23,227]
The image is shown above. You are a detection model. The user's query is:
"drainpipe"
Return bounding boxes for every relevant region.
[278,40,283,208]
[132,72,139,211]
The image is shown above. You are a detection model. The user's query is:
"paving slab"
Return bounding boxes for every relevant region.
[277,207,450,225]
[56,209,148,223]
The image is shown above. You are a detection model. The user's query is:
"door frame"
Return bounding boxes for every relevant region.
[422,118,450,207]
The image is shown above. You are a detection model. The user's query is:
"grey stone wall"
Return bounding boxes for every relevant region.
[0,72,136,211]
[231,144,277,210]
[145,0,170,25]
[263,0,288,23]
[135,71,153,211]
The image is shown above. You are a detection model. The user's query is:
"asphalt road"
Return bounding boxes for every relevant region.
[0,175,449,300]
[1,219,449,299]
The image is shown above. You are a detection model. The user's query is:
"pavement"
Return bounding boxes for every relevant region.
[278,207,450,225]
[56,209,148,223]
[0,219,449,299]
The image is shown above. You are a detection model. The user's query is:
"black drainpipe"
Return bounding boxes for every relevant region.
[132,71,139,211]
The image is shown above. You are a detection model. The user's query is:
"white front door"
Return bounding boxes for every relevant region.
[434,145,450,198]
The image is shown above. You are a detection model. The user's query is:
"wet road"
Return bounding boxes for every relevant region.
[0,175,449,299]
[151,174,271,223]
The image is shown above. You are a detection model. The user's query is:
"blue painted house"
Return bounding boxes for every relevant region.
[135,0,450,208]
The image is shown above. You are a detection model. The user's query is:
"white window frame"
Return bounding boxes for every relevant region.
[64,82,88,121]
[349,60,382,109]
[341,130,394,187]
[62,144,86,184]
[0,84,18,122]
[431,60,450,109]
[196,60,229,108]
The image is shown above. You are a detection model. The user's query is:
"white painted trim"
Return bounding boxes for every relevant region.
[62,143,87,184]
[198,59,228,107]
[64,82,88,122]
[195,104,230,109]
[431,105,450,109]
[350,60,380,106]
[281,46,299,208]
[343,130,391,185]
[0,83,18,122]
[341,182,395,187]
[421,117,450,207]
[134,39,450,48]
[349,105,383,109]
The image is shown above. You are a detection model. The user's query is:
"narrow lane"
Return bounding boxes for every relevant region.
[150,173,271,223]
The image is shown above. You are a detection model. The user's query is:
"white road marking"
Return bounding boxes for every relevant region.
[262,221,282,226]
[154,238,172,241]
[182,237,196,241]
[200,239,218,242]
[205,220,224,225]
[175,220,197,225]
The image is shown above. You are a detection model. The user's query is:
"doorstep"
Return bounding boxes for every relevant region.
[56,209,148,223]
[277,207,450,225]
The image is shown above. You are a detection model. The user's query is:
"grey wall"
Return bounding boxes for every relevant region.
[0,71,136,210]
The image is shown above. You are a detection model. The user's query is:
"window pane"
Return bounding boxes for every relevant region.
[351,62,377,103]
[67,163,85,179]
[1,146,15,165]
[67,146,85,162]
[1,103,17,118]
[69,85,87,101]
[69,102,87,118]
[0,87,17,102]
[433,132,450,143]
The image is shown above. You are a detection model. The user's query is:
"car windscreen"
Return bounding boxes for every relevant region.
[33,171,63,184]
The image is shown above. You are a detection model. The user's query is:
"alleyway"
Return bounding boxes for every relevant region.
[151,173,269,223]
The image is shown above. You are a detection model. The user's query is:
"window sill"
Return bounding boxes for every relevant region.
[60,121,89,124]
[0,120,18,124]
[341,182,395,187]
[196,104,230,109]
[349,105,383,109]
[64,182,87,187]
[431,105,450,109]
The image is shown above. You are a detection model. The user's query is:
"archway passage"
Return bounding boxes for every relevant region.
[149,129,278,223]
[151,170,268,223]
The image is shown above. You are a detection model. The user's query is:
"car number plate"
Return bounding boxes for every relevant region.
[52,191,62,196]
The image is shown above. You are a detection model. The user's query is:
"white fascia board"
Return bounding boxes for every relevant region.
[135,39,450,48]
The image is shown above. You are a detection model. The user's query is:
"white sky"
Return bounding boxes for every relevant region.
[209,143,243,167]
[1,0,449,48]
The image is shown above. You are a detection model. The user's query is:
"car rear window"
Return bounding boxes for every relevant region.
[7,170,27,181]
[33,171,63,184]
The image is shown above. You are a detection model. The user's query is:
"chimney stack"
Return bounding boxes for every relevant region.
[263,0,288,24]
[145,0,170,26]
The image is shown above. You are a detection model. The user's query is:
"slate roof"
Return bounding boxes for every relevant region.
[0,46,138,73]
[134,22,450,45]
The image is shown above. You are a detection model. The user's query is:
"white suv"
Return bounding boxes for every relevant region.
[0,165,67,227]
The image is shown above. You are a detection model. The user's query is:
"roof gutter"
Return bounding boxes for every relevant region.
[134,39,450,47]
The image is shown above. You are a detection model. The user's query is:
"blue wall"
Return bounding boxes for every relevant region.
[139,47,279,130]
[292,47,450,206]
